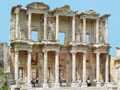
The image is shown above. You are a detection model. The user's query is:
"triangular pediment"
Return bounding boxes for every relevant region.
[54,5,77,13]
[26,2,49,10]
[81,9,99,15]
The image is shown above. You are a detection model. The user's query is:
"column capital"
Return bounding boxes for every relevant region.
[71,51,77,54]
[56,14,59,17]
[96,52,100,55]
[96,18,100,21]
[44,13,47,17]
[15,49,19,53]
[72,15,75,18]
[15,8,20,15]
[28,49,32,53]
[56,50,60,54]
[83,52,87,55]
[43,50,48,53]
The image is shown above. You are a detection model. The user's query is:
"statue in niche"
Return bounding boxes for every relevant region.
[76,33,80,42]
[78,20,83,33]
[48,20,55,40]
[99,22,105,43]
[20,30,26,39]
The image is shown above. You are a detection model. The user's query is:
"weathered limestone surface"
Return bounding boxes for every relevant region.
[0,43,10,73]
[9,2,118,90]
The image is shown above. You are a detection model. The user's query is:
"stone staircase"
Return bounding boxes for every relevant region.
[21,87,109,90]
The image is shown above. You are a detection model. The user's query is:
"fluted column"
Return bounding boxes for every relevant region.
[96,52,101,87]
[105,53,109,85]
[44,13,47,40]
[105,19,108,44]
[71,51,77,87]
[56,15,59,40]
[72,15,75,41]
[15,49,19,86]
[54,51,60,88]
[27,50,32,89]
[43,50,48,88]
[96,19,99,43]
[82,52,87,87]
[83,17,86,43]
[19,69,22,80]
[28,12,32,40]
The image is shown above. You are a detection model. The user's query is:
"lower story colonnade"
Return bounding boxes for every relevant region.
[14,49,110,89]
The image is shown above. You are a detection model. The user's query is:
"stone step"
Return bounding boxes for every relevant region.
[21,87,108,90]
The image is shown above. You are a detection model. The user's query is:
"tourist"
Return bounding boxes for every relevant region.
[31,77,36,87]
[87,78,91,87]
[59,77,62,86]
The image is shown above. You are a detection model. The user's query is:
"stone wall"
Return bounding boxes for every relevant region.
[0,43,10,73]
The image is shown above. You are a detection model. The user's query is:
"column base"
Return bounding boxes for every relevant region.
[104,82,109,87]
[54,83,60,88]
[9,85,18,90]
[96,82,101,87]
[43,83,49,88]
[27,83,32,89]
[81,82,87,87]
[71,82,78,87]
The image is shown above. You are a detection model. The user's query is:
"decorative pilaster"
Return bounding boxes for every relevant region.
[15,49,19,86]
[83,17,86,43]
[72,15,75,41]
[82,52,87,87]
[96,52,101,87]
[28,12,32,40]
[43,50,48,88]
[105,53,109,86]
[71,51,78,87]
[54,51,60,88]
[56,15,59,41]
[96,19,99,43]
[15,11,19,39]
[105,19,108,44]
[27,50,32,89]
[44,13,47,40]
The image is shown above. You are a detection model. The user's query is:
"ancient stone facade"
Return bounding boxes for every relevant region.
[110,47,120,90]
[0,43,10,73]
[10,2,112,89]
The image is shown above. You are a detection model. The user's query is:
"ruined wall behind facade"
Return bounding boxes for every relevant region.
[0,43,10,73]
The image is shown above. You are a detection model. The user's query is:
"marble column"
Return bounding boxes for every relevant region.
[16,12,19,39]
[38,68,41,87]
[96,19,99,43]
[43,50,48,88]
[44,13,47,40]
[105,19,108,44]
[105,53,109,86]
[82,52,87,87]
[54,51,60,88]
[71,51,77,87]
[27,50,32,89]
[96,52,101,87]
[83,17,86,43]
[56,15,59,40]
[28,12,32,40]
[15,49,19,86]
[72,15,75,41]
[19,69,22,80]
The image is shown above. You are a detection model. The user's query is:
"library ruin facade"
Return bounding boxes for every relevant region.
[10,2,112,89]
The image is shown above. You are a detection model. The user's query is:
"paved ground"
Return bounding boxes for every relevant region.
[21,87,108,90]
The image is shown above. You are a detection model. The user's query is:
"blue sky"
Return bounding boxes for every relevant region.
[0,0,120,56]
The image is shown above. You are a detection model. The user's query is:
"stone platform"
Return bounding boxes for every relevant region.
[21,87,109,90]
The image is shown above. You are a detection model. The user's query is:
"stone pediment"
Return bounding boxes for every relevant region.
[54,5,77,13]
[81,9,99,15]
[26,2,49,10]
